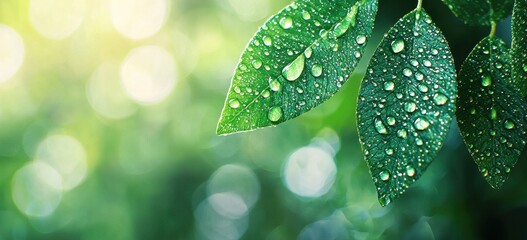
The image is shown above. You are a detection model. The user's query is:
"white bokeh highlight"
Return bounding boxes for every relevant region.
[29,0,86,39]
[120,45,177,104]
[283,147,337,198]
[12,162,62,217]
[0,25,24,83]
[111,0,168,39]
[36,135,87,191]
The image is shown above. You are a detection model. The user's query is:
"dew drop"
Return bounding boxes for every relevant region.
[504,120,515,129]
[356,35,366,45]
[386,116,396,126]
[269,79,281,92]
[415,138,423,146]
[482,75,492,87]
[406,166,416,177]
[385,148,394,155]
[262,90,270,98]
[415,72,424,81]
[252,60,262,69]
[375,118,388,134]
[380,171,390,181]
[418,84,428,93]
[311,64,323,77]
[403,68,413,77]
[304,47,313,58]
[433,93,448,106]
[404,102,417,113]
[391,39,405,53]
[414,117,430,130]
[302,10,311,20]
[423,60,432,67]
[397,129,408,139]
[279,17,293,29]
[282,55,305,81]
[234,86,241,94]
[229,99,240,109]
[268,106,283,122]
[263,36,272,46]
[490,107,497,120]
[384,81,395,91]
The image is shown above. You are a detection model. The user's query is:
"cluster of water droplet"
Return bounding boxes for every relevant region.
[357,10,457,204]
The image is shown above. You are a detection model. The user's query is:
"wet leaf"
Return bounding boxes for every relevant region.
[456,37,527,189]
[511,0,527,96]
[357,9,457,206]
[217,0,378,135]
[441,0,514,25]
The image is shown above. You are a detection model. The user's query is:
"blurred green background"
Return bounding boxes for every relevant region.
[0,0,526,239]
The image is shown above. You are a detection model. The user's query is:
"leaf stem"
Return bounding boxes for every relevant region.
[489,21,497,37]
[417,0,423,10]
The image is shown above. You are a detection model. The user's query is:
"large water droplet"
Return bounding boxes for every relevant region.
[269,79,281,92]
[263,36,272,46]
[482,75,492,87]
[375,119,388,134]
[279,17,293,29]
[268,106,283,122]
[282,55,305,81]
[406,166,416,177]
[405,102,417,113]
[229,99,240,109]
[391,39,405,53]
[433,93,448,106]
[304,47,313,58]
[311,64,323,77]
[414,118,430,130]
[356,35,366,45]
[380,171,390,181]
[403,68,413,77]
[384,81,395,91]
[504,120,515,129]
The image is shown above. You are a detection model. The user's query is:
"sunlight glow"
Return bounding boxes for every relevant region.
[111,0,169,39]
[0,25,24,83]
[29,0,86,39]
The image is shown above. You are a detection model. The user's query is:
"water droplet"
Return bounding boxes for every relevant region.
[268,106,283,122]
[490,107,497,120]
[229,99,240,109]
[405,102,417,113]
[252,60,262,69]
[375,118,388,134]
[385,148,394,155]
[423,60,432,67]
[470,108,477,115]
[482,75,492,87]
[415,138,423,146]
[279,17,293,29]
[504,120,515,129]
[269,79,281,92]
[304,47,313,58]
[406,166,416,177]
[332,6,357,38]
[282,55,305,81]
[391,39,405,53]
[403,68,413,77]
[414,117,430,130]
[431,49,439,55]
[433,93,448,106]
[296,87,304,94]
[302,10,311,20]
[380,171,390,181]
[356,35,366,45]
[234,86,241,94]
[386,116,396,126]
[418,84,428,93]
[263,36,272,46]
[262,90,270,98]
[415,72,424,81]
[397,129,408,139]
[384,81,395,91]
[311,64,323,77]
[481,168,488,177]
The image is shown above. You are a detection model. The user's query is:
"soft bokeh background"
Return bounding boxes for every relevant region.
[0,0,526,239]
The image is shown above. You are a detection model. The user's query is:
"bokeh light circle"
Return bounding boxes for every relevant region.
[111,0,169,40]
[207,164,260,211]
[0,24,24,83]
[283,147,337,198]
[29,0,86,39]
[194,198,249,240]
[208,192,248,219]
[87,62,137,119]
[120,45,177,104]
[12,162,62,217]
[36,135,87,191]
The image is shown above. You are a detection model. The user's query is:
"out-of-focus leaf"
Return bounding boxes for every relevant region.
[511,0,527,96]
[357,9,457,206]
[441,0,514,25]
[217,0,378,135]
[457,37,527,189]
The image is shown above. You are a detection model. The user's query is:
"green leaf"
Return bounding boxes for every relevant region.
[217,0,378,135]
[456,37,527,189]
[512,0,527,96]
[357,9,457,206]
[441,0,514,25]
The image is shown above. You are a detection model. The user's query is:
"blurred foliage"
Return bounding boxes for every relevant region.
[0,0,525,240]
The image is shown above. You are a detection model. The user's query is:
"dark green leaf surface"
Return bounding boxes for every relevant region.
[441,0,514,25]
[357,9,457,206]
[217,0,378,135]
[456,37,527,189]
[512,0,527,96]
